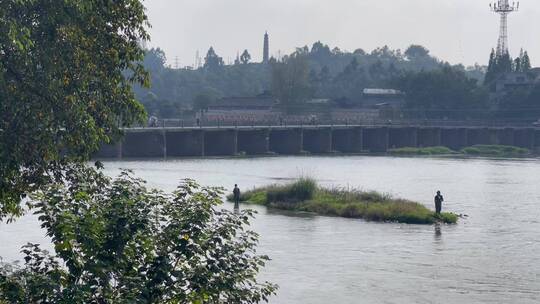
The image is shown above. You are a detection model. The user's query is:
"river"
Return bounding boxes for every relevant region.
[1,156,539,303]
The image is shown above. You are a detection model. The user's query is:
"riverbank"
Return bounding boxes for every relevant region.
[389,145,532,157]
[228,178,457,225]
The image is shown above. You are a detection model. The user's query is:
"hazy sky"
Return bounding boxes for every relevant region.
[144,0,540,67]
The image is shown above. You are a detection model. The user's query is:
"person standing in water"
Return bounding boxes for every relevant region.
[233,184,241,209]
[434,191,444,214]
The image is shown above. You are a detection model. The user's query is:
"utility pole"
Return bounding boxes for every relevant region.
[490,0,519,56]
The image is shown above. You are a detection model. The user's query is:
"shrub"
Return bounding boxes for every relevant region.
[288,178,317,201]
[0,167,277,303]
[266,178,317,204]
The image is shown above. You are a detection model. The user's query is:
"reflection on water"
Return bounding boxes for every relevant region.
[1,155,540,303]
[434,223,442,241]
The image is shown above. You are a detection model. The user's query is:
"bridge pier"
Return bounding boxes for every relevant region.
[332,127,363,153]
[441,128,468,150]
[514,128,535,149]
[122,130,165,158]
[204,129,237,156]
[237,129,270,155]
[362,127,389,152]
[417,128,441,147]
[535,130,540,153]
[466,128,491,146]
[303,128,333,153]
[388,127,418,149]
[166,130,205,157]
[494,128,515,146]
[94,126,540,159]
[269,128,304,154]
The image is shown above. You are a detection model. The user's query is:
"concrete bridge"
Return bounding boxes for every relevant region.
[95,125,540,158]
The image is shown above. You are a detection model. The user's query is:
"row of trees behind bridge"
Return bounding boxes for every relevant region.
[136,42,540,122]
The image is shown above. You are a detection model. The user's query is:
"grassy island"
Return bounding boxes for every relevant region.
[389,145,531,157]
[228,178,457,225]
[460,145,530,157]
[388,146,457,156]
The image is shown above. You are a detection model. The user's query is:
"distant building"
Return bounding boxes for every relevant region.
[490,69,540,100]
[208,93,277,113]
[362,88,405,108]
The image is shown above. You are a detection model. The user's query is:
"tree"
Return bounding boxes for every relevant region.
[521,51,531,72]
[319,66,331,84]
[204,47,224,71]
[0,167,277,303]
[310,41,331,59]
[497,52,513,74]
[193,94,214,112]
[0,0,149,220]
[240,49,251,65]
[394,66,488,119]
[404,45,430,59]
[485,49,497,84]
[344,58,359,74]
[132,42,464,116]
[514,57,522,73]
[144,48,167,72]
[496,82,540,120]
[271,53,311,111]
[483,49,528,84]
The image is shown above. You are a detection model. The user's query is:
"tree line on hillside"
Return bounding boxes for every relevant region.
[135,43,483,117]
[136,42,539,121]
[485,49,531,84]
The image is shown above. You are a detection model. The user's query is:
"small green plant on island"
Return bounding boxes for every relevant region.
[228,178,458,225]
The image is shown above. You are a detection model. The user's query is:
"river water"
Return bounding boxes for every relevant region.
[1,156,539,303]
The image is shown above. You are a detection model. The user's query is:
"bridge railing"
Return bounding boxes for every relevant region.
[139,118,540,129]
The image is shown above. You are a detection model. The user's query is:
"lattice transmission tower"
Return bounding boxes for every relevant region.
[490,0,519,56]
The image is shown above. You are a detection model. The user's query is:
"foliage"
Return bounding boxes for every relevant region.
[271,52,311,111]
[134,43,472,117]
[227,178,317,205]
[404,45,430,60]
[393,66,488,119]
[204,47,224,71]
[193,94,215,112]
[134,48,271,118]
[496,82,540,120]
[485,49,532,85]
[388,146,457,156]
[461,145,530,157]
[389,145,532,157]
[240,50,252,65]
[228,179,457,225]
[0,0,149,220]
[519,50,532,72]
[266,178,317,203]
[0,166,277,303]
[143,48,167,73]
